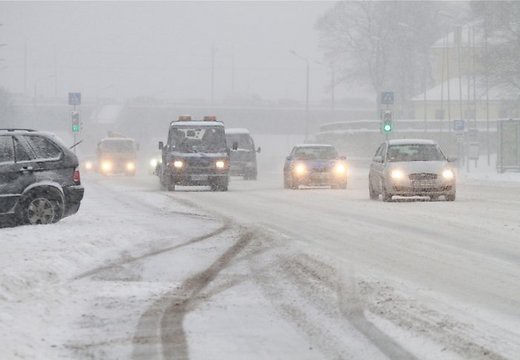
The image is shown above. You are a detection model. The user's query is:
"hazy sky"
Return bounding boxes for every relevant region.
[0,1,364,104]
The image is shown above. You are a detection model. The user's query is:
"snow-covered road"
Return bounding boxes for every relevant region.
[1,169,519,359]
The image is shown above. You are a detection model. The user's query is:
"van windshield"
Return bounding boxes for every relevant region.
[169,126,227,153]
[100,140,135,153]
[226,134,254,150]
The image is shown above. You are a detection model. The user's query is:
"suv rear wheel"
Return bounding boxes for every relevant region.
[19,190,64,225]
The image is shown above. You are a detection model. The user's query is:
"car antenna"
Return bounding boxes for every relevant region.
[70,140,83,150]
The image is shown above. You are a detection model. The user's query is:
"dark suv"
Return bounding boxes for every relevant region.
[0,129,84,225]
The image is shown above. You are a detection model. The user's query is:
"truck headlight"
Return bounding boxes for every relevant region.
[126,162,136,171]
[173,160,183,169]
[216,160,225,169]
[101,160,112,172]
[150,158,158,168]
[442,169,454,180]
[294,163,307,176]
[390,169,405,180]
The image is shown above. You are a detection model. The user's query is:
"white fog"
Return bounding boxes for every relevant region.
[1,1,519,360]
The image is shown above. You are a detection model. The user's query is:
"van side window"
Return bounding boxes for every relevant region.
[0,136,15,164]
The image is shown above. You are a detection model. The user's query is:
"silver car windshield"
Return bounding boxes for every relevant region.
[387,144,445,162]
[293,147,338,160]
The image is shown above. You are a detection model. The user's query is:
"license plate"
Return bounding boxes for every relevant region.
[412,180,434,188]
[191,175,208,181]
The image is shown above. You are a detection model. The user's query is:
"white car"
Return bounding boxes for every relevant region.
[368,139,456,202]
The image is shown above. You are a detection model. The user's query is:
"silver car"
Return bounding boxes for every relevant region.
[368,139,456,202]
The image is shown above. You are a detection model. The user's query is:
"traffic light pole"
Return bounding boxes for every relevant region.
[73,104,77,154]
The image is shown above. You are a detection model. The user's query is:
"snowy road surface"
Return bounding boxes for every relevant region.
[1,169,520,359]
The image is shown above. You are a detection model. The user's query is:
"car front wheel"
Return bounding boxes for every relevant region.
[369,180,378,200]
[445,193,456,201]
[381,181,392,202]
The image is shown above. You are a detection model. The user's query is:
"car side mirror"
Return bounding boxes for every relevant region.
[286,156,292,161]
[158,141,164,150]
[372,155,383,163]
[257,146,261,153]
[232,141,239,151]
[447,156,457,162]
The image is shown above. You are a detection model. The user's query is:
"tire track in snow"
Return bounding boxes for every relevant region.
[72,179,231,281]
[131,230,254,360]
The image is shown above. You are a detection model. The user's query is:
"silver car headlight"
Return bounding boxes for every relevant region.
[390,169,405,180]
[442,169,454,180]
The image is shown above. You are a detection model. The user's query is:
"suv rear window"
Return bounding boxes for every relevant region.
[0,136,14,164]
[23,135,62,161]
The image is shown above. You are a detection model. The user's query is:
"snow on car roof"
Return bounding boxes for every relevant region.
[294,144,334,148]
[225,128,250,134]
[100,137,135,142]
[171,121,225,127]
[387,139,437,145]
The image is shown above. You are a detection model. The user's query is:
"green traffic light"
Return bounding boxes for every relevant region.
[383,122,392,133]
[72,125,80,133]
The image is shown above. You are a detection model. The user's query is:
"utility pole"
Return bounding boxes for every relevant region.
[305,60,309,140]
[290,50,310,141]
[24,40,27,96]
[231,46,235,95]
[211,43,216,105]
[330,66,335,112]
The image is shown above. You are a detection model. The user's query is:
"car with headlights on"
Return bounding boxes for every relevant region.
[96,136,139,176]
[157,115,231,191]
[368,139,456,202]
[283,144,347,189]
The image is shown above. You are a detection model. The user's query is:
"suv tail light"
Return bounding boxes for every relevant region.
[73,168,81,185]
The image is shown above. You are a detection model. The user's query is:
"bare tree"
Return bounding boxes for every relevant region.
[471,1,520,93]
[316,1,456,116]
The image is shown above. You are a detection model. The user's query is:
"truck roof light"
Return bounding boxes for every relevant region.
[203,115,217,121]
[178,115,192,121]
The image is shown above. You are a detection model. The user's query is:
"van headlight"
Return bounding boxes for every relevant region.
[101,160,112,172]
[442,169,454,180]
[216,160,225,169]
[390,169,405,180]
[173,160,184,169]
[126,162,136,171]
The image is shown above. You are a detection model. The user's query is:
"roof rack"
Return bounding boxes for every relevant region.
[0,128,37,132]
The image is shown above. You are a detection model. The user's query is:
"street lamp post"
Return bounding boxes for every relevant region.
[33,74,56,105]
[290,50,310,141]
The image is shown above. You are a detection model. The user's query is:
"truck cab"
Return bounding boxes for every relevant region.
[96,137,138,176]
[225,128,260,180]
[158,115,231,191]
